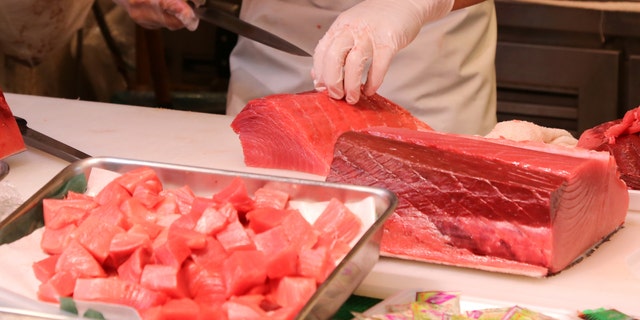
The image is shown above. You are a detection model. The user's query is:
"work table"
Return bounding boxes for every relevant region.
[2,93,639,318]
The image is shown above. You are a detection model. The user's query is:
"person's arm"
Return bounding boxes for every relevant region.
[312,0,488,104]
[112,0,203,31]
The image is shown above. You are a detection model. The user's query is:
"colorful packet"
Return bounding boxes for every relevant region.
[464,306,556,320]
[579,308,636,320]
[415,291,461,315]
[410,302,458,320]
[352,311,413,320]
[353,291,559,320]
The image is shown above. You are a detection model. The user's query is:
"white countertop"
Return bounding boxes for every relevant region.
[2,93,640,317]
[2,93,321,198]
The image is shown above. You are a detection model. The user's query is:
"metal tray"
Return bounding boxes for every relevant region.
[0,157,398,320]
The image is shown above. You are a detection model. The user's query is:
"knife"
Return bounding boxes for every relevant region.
[15,117,91,162]
[190,2,311,57]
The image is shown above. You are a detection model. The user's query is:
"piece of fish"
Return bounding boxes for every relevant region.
[327,127,629,277]
[0,89,25,160]
[578,106,640,189]
[230,91,431,176]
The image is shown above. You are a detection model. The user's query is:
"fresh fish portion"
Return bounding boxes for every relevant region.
[0,89,25,160]
[327,127,629,276]
[230,91,431,176]
[578,106,640,190]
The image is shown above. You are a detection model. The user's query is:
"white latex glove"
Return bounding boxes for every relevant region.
[312,0,454,104]
[112,0,203,31]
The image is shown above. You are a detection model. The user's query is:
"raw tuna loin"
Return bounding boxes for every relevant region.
[578,106,640,189]
[0,88,25,159]
[230,90,432,176]
[327,127,629,277]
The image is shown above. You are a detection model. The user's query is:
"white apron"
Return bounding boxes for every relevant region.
[226,0,497,135]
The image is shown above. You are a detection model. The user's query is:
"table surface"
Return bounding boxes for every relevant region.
[2,93,640,318]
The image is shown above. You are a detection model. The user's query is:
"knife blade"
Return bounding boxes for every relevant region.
[190,2,311,57]
[15,117,91,162]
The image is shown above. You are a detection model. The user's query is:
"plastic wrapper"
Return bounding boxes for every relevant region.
[0,180,22,222]
[0,0,93,66]
[353,291,558,320]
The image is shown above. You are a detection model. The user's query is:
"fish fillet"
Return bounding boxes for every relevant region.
[0,89,25,160]
[578,106,640,189]
[327,127,628,276]
[230,91,431,176]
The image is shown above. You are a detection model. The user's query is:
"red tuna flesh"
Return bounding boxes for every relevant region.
[578,106,640,189]
[327,127,628,277]
[230,91,432,176]
[0,89,25,159]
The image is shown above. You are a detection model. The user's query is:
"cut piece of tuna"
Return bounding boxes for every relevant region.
[0,89,25,159]
[230,90,431,176]
[326,127,629,277]
[578,106,640,189]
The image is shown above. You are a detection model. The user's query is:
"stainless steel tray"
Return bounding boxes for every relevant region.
[0,157,398,320]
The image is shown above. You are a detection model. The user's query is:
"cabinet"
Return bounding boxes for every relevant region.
[495,0,640,136]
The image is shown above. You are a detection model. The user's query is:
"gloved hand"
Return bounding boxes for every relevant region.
[312,0,454,104]
[112,0,204,31]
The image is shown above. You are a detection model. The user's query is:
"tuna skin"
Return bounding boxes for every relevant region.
[327,128,629,277]
[230,90,431,176]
